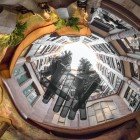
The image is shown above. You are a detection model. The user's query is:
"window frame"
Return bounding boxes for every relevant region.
[87,101,119,126]
[13,63,41,106]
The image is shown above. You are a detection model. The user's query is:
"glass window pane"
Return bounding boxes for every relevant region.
[94,103,101,110]
[17,73,29,85]
[88,106,95,116]
[26,91,38,104]
[23,84,38,105]
[23,85,34,96]
[52,114,59,124]
[103,108,113,120]
[89,116,97,126]
[14,66,25,77]
[95,110,105,122]
[101,102,108,108]
[108,102,117,110]
[111,110,120,118]
[103,108,110,113]
[59,116,65,123]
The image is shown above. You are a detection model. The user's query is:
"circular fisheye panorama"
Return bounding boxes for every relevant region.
[8,34,123,128]
[0,0,140,139]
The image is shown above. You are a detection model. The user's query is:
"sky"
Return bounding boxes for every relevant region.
[62,42,98,70]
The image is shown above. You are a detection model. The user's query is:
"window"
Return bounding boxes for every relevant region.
[124,87,140,111]
[87,101,120,126]
[23,84,39,105]
[14,65,30,86]
[106,43,116,54]
[14,65,25,77]
[13,64,39,105]
[121,38,133,52]
[109,72,115,85]
[124,87,133,100]
[130,63,140,80]
[89,35,98,41]
[102,87,112,96]
[115,59,122,72]
[101,44,110,53]
[122,37,140,53]
[82,38,92,44]
[57,116,66,126]
[114,77,122,92]
[35,45,45,55]
[52,113,66,126]
[110,58,115,69]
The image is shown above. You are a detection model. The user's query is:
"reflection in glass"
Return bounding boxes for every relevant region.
[40,51,101,120]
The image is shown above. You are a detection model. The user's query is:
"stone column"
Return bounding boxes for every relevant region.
[105,28,140,42]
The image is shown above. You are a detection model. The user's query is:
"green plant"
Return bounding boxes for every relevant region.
[66,17,80,31]
[55,17,80,31]
[55,18,66,30]
[0,22,27,50]
[9,22,27,47]
[0,35,10,49]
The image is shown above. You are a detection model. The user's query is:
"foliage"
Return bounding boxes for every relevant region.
[50,12,59,21]
[66,17,80,31]
[0,35,10,49]
[55,17,80,31]
[78,58,92,73]
[9,22,27,47]
[55,18,66,30]
[0,22,27,50]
